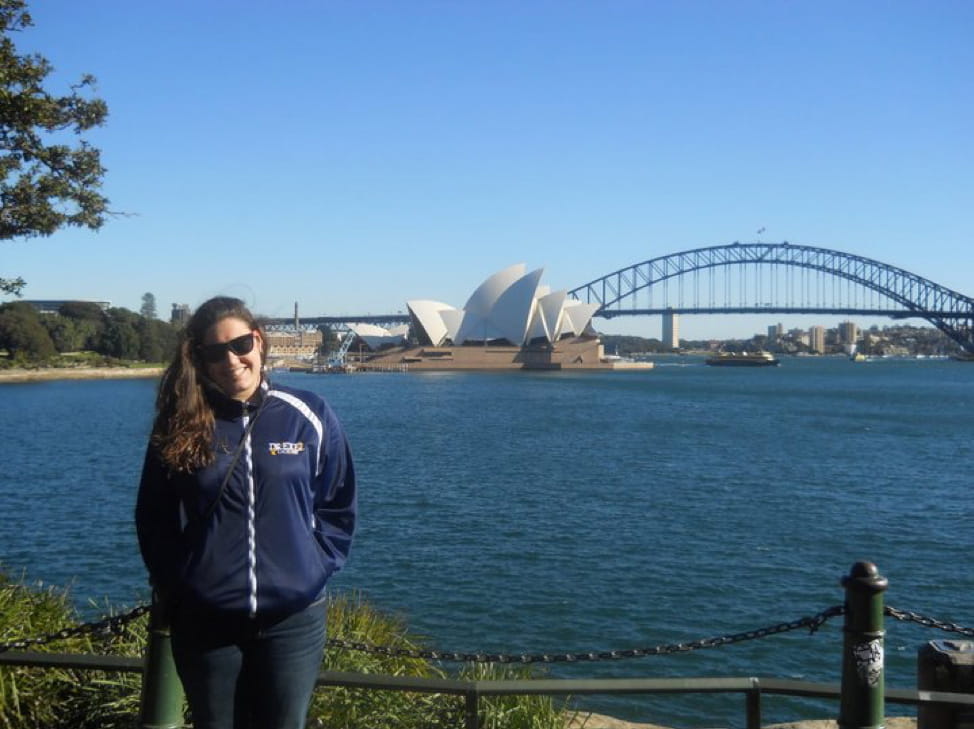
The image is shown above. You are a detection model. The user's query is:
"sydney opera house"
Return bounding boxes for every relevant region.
[350,264,648,370]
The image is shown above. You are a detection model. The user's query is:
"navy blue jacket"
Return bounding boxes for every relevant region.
[135,382,356,617]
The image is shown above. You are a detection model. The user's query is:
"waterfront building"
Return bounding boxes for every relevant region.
[768,323,783,341]
[406,264,599,348]
[346,322,409,351]
[22,299,111,314]
[839,320,859,345]
[359,264,646,370]
[266,329,322,359]
[809,325,826,354]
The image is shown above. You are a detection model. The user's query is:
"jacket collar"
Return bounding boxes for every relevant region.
[205,378,268,419]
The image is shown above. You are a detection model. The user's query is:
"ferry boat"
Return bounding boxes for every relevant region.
[705,351,780,367]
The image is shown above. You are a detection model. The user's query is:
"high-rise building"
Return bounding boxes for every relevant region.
[839,321,859,345]
[170,303,190,325]
[768,322,783,341]
[809,325,826,354]
[662,309,679,350]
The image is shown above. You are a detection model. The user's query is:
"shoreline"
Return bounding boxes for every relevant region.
[568,713,917,729]
[0,366,165,384]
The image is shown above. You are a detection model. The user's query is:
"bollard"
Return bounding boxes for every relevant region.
[838,561,888,729]
[917,639,974,728]
[138,597,185,729]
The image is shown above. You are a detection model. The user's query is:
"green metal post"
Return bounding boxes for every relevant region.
[465,690,480,729]
[746,686,761,729]
[139,598,185,729]
[838,561,888,729]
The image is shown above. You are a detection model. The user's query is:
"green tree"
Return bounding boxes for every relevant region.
[58,300,105,349]
[0,0,109,295]
[40,310,82,351]
[138,316,177,362]
[0,300,54,359]
[99,307,139,359]
[140,292,157,320]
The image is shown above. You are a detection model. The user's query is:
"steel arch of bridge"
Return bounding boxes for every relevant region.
[568,242,974,352]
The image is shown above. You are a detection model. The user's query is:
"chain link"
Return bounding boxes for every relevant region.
[885,606,974,637]
[3,603,972,662]
[326,605,848,664]
[0,604,150,653]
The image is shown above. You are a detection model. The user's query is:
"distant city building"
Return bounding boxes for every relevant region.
[21,299,110,314]
[171,303,190,325]
[662,309,680,350]
[809,325,826,354]
[787,327,808,346]
[265,329,323,359]
[839,320,859,344]
[768,322,783,341]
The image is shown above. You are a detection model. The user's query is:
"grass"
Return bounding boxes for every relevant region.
[0,569,570,729]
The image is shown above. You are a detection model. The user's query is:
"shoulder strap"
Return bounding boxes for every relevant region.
[199,403,264,524]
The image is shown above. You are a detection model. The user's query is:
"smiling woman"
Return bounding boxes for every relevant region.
[199,320,263,402]
[135,295,357,729]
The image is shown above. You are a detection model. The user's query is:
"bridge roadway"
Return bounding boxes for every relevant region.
[266,307,960,329]
[264,314,409,331]
[264,242,974,352]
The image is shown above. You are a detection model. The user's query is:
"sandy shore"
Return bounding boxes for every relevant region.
[0,366,164,384]
[567,712,917,729]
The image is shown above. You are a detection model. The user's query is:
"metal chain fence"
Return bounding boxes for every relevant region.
[2,601,971,662]
[0,604,150,653]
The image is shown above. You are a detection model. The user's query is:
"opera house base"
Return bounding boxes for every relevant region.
[354,337,654,372]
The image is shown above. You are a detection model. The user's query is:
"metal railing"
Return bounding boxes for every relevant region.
[2,561,973,729]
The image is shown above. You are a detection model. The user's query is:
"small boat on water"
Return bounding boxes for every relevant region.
[847,344,868,362]
[705,351,780,367]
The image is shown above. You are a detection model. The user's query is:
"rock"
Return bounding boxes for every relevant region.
[566,712,917,729]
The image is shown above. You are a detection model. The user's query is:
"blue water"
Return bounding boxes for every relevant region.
[1,356,972,727]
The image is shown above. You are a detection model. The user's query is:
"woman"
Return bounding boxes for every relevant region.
[135,296,356,729]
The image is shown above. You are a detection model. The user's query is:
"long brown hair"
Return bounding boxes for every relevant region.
[151,296,267,472]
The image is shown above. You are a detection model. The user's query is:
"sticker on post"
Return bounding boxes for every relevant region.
[853,639,883,687]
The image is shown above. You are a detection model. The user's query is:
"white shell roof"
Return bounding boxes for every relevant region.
[406,300,455,347]
[405,265,598,347]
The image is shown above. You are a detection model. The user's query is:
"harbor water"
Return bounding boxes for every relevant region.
[1,355,972,727]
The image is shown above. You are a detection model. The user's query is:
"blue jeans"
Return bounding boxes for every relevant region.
[170,599,328,729]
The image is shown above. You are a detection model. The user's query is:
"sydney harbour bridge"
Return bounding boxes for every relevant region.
[266,242,974,353]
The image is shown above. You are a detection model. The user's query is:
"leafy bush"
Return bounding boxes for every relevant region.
[0,572,569,729]
[0,572,144,728]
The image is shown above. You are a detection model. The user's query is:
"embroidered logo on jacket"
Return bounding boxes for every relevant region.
[268,441,305,456]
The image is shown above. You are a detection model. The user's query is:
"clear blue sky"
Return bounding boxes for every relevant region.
[4,0,972,340]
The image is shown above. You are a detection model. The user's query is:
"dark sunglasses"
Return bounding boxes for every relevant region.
[198,333,256,363]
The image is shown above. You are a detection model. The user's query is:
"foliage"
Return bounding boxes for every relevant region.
[138,316,177,363]
[139,293,156,321]
[0,0,110,295]
[599,334,666,355]
[0,574,570,729]
[56,301,104,322]
[0,299,179,365]
[455,663,569,729]
[0,571,142,729]
[0,300,54,360]
[315,594,567,729]
[98,308,140,360]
